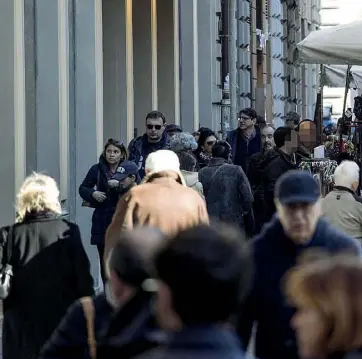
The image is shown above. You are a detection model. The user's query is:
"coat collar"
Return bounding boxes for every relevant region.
[141,171,186,186]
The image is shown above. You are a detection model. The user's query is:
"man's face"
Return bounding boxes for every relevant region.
[238,113,256,131]
[146,117,165,142]
[276,201,321,244]
[166,130,181,139]
[120,175,136,190]
[299,121,317,149]
[261,126,275,152]
[285,130,299,153]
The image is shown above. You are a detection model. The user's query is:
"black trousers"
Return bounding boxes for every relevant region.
[97,244,107,286]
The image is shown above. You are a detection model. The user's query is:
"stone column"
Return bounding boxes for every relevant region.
[103,0,134,145]
[72,0,104,287]
[0,0,26,226]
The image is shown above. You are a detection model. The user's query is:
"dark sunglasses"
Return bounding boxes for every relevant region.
[147,124,162,130]
[206,140,216,146]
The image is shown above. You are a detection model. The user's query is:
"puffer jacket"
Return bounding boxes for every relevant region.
[180,170,204,199]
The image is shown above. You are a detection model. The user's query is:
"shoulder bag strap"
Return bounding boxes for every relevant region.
[80,297,97,359]
[211,164,224,179]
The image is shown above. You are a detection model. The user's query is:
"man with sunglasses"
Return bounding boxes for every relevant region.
[226,108,261,173]
[128,110,169,179]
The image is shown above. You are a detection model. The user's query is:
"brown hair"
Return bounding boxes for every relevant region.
[285,255,362,355]
[103,138,128,160]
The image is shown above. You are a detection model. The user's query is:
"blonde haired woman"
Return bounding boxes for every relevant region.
[2,173,94,359]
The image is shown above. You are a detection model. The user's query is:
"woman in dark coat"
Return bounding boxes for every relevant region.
[194,129,217,169]
[2,173,94,359]
[79,138,138,284]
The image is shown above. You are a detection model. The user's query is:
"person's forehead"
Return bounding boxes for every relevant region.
[240,112,252,118]
[146,117,163,124]
[262,127,274,136]
[107,144,120,151]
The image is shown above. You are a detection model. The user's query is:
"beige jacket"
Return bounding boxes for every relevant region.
[105,170,209,259]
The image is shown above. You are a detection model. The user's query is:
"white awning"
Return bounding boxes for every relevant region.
[297,20,362,65]
[323,65,362,88]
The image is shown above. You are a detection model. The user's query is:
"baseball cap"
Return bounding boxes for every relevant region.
[112,160,139,181]
[145,150,186,186]
[275,170,320,205]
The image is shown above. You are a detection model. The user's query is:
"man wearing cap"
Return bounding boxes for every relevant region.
[105,150,209,260]
[237,170,361,359]
[110,160,139,190]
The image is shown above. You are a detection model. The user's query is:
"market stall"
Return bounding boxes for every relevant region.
[296,21,362,194]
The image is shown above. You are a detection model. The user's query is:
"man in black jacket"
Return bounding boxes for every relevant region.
[247,125,275,233]
[261,127,299,221]
[237,170,361,359]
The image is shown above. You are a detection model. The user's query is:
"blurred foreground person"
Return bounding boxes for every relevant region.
[40,227,165,359]
[150,224,252,359]
[286,255,362,359]
[105,150,209,259]
[322,160,362,240]
[237,171,361,359]
[2,173,93,359]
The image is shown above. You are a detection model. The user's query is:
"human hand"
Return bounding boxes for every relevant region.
[92,191,107,202]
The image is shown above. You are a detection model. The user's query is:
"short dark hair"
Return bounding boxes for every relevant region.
[256,115,266,125]
[108,227,165,288]
[154,224,253,326]
[274,127,292,148]
[239,108,257,119]
[145,111,166,124]
[197,129,217,148]
[212,140,231,160]
[178,152,197,172]
[285,111,300,126]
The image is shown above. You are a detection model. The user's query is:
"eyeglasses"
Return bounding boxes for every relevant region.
[147,124,162,130]
[206,141,216,146]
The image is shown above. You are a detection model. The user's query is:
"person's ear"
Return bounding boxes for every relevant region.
[351,181,359,192]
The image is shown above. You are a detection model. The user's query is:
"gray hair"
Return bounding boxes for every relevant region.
[333,160,360,189]
[169,132,198,153]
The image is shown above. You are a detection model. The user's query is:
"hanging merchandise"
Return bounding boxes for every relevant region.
[298,159,338,196]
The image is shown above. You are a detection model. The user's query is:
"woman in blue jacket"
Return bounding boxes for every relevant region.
[79,138,139,284]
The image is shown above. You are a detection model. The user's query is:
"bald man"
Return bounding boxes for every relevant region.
[40,227,165,359]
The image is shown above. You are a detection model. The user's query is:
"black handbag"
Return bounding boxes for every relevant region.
[0,225,14,299]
